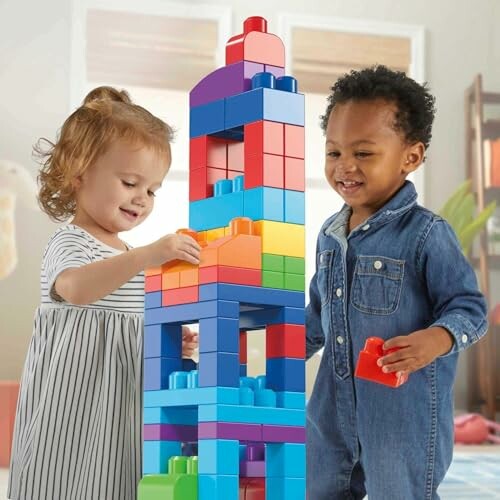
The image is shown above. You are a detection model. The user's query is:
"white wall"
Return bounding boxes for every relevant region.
[1,0,499,410]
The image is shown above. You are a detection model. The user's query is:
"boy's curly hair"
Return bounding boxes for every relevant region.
[320,65,436,150]
[36,86,174,222]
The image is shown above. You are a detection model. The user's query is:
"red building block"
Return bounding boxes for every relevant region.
[162,286,199,306]
[0,381,19,467]
[145,274,162,293]
[284,157,305,191]
[284,124,305,159]
[266,324,305,359]
[244,153,284,189]
[239,477,265,500]
[245,121,284,156]
[199,265,262,286]
[354,337,409,388]
[189,166,227,201]
[190,136,227,170]
[226,16,284,67]
[240,331,247,364]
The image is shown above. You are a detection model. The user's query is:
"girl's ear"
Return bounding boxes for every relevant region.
[72,175,83,190]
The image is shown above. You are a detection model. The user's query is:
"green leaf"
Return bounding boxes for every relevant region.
[439,180,472,223]
[460,201,497,254]
[453,193,475,236]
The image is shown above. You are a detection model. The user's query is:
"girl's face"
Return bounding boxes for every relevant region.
[324,99,424,220]
[73,140,170,236]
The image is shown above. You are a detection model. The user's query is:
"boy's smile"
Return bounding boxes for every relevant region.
[324,99,424,227]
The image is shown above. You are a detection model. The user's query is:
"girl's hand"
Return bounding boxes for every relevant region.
[144,233,201,268]
[182,326,198,359]
[376,327,454,377]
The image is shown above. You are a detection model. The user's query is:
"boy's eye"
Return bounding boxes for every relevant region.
[327,151,340,159]
[122,180,135,188]
[355,151,373,158]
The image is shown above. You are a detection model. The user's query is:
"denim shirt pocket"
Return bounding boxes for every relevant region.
[351,255,405,315]
[317,249,333,306]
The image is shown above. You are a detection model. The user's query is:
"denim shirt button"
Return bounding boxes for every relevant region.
[362,224,370,231]
[336,288,342,297]
[336,336,344,344]
[373,260,383,270]
[461,334,468,343]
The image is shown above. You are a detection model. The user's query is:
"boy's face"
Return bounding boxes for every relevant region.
[324,99,424,219]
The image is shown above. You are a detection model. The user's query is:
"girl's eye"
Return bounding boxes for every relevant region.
[355,151,372,158]
[327,151,340,159]
[122,181,135,188]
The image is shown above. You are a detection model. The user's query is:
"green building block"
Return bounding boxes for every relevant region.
[138,456,198,500]
[284,273,305,291]
[262,253,285,272]
[262,270,285,288]
[284,256,305,275]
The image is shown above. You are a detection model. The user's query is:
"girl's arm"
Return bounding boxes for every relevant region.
[55,233,201,305]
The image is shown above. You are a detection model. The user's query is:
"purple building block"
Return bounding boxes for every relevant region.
[265,64,285,79]
[240,460,266,477]
[190,61,264,107]
[246,443,265,461]
[262,424,305,443]
[198,421,262,441]
[144,424,198,441]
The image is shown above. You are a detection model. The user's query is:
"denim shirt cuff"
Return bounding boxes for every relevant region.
[430,313,488,357]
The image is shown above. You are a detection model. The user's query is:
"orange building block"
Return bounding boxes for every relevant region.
[0,381,19,467]
[145,266,162,277]
[162,271,180,290]
[355,337,409,388]
[179,268,199,288]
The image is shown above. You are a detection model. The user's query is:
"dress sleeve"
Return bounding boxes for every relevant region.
[44,227,94,302]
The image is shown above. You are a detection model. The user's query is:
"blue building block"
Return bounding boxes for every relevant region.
[266,358,305,392]
[144,324,182,359]
[190,98,225,138]
[199,352,240,387]
[225,87,304,129]
[144,357,183,391]
[143,440,181,474]
[199,317,239,354]
[266,477,306,500]
[145,291,162,309]
[266,443,305,478]
[198,474,239,500]
[238,306,305,330]
[198,404,305,426]
[144,387,240,408]
[276,391,306,409]
[143,407,197,425]
[145,300,240,326]
[244,187,284,222]
[198,284,304,308]
[284,190,305,224]
[198,439,239,475]
[189,191,244,231]
[240,364,247,377]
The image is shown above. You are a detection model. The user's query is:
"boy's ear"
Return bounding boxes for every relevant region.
[402,142,425,173]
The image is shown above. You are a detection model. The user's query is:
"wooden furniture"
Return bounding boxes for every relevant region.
[465,74,500,419]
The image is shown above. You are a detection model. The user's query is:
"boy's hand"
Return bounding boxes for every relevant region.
[377,327,454,377]
[182,326,198,359]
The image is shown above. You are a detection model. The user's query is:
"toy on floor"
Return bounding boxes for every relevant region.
[454,413,500,444]
[138,16,306,500]
[355,337,409,388]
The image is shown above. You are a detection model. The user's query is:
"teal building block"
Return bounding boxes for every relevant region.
[144,387,240,408]
[198,439,239,475]
[284,190,305,224]
[189,191,244,231]
[243,187,284,221]
[198,474,239,500]
[266,443,305,477]
[266,477,306,500]
[275,391,305,409]
[143,441,181,475]
[143,407,197,425]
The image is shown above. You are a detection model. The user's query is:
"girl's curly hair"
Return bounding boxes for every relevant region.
[36,86,174,221]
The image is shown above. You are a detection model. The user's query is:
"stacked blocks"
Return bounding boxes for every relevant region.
[139,16,305,500]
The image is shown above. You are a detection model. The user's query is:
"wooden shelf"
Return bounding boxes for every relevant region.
[470,254,500,270]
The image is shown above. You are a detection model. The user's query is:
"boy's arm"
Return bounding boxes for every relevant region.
[418,218,488,355]
[306,241,326,360]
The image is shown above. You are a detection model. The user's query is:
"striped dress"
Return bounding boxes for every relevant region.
[8,224,145,500]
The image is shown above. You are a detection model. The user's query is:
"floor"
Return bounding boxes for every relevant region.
[1,446,499,499]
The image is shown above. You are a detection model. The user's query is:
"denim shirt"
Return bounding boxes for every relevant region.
[306,180,488,373]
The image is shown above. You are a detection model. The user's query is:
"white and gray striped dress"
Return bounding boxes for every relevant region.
[8,224,145,500]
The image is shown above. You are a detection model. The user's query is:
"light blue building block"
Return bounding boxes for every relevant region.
[198,474,239,500]
[189,191,244,231]
[284,190,305,224]
[198,439,239,475]
[143,440,181,474]
[244,187,284,221]
[144,387,240,408]
[143,407,197,425]
[266,477,306,500]
[266,443,305,477]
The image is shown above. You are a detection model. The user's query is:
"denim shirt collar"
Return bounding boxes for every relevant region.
[324,180,418,238]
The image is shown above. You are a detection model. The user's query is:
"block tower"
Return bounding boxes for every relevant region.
[138,16,306,500]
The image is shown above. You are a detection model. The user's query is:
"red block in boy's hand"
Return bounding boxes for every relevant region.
[354,337,408,388]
